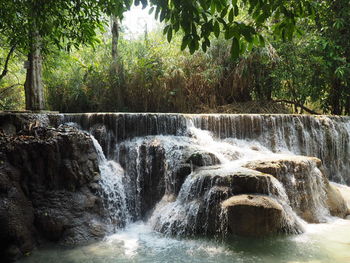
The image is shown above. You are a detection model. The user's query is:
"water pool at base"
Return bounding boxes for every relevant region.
[20,219,350,263]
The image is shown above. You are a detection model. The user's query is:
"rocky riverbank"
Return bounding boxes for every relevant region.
[0,117,108,262]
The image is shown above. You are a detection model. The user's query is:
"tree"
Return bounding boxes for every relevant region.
[111,15,125,110]
[313,0,350,115]
[0,0,132,110]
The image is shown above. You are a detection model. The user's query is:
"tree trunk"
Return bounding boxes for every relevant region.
[111,15,124,110]
[111,15,119,67]
[24,31,44,111]
[345,94,350,115]
[330,78,342,115]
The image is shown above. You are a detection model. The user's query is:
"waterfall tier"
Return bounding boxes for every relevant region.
[49,113,350,237]
[48,113,350,184]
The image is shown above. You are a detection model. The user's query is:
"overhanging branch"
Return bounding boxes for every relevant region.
[0,44,16,81]
[273,99,319,115]
[0,83,22,99]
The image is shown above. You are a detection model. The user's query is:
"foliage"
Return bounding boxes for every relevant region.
[43,30,240,113]
[0,41,26,110]
[146,0,315,57]
[0,0,133,53]
[312,0,350,114]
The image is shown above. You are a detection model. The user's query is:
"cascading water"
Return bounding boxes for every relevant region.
[188,114,350,184]
[86,116,336,237]
[149,123,308,237]
[52,113,350,184]
[91,136,130,229]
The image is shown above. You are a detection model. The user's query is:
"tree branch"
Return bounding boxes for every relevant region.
[0,83,22,99]
[0,44,16,81]
[273,99,319,115]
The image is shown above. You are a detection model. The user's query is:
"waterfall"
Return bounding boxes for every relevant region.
[188,114,350,184]
[149,125,308,237]
[91,136,130,228]
[51,113,350,184]
[59,113,350,237]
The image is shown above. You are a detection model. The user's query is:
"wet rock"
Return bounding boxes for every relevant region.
[131,143,166,218]
[118,139,167,219]
[186,166,280,199]
[221,194,287,237]
[89,124,115,158]
[2,245,22,263]
[330,183,350,216]
[89,182,102,193]
[245,156,340,223]
[326,183,348,218]
[0,160,35,262]
[186,151,220,167]
[0,123,16,136]
[34,212,65,241]
[0,125,107,261]
[151,165,302,237]
[173,164,191,195]
[88,221,106,238]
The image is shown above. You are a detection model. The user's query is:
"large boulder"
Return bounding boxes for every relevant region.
[0,125,107,262]
[244,156,348,223]
[151,165,302,237]
[328,183,350,218]
[221,194,290,237]
[325,183,348,218]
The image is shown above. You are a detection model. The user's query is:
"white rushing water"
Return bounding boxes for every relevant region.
[91,136,131,228]
[89,120,334,237]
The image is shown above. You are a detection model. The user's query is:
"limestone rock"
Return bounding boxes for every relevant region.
[0,161,35,262]
[191,166,280,197]
[186,151,221,168]
[117,139,166,219]
[245,156,336,223]
[0,125,107,262]
[221,194,286,237]
[151,165,302,237]
[329,183,350,216]
[173,164,192,195]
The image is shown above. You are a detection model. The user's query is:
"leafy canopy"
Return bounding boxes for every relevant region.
[0,0,316,57]
[144,0,316,58]
[0,0,133,52]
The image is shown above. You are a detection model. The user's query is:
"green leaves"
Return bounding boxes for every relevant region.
[181,35,191,51]
[230,37,240,59]
[152,0,314,60]
[0,0,134,54]
[0,0,320,71]
[167,27,173,42]
[214,21,220,38]
[228,8,234,22]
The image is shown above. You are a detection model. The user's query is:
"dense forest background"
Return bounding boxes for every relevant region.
[0,0,349,115]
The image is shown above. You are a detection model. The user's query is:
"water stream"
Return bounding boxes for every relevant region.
[20,219,350,263]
